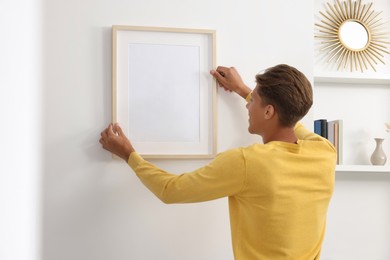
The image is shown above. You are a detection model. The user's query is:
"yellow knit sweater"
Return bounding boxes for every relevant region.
[128,123,336,259]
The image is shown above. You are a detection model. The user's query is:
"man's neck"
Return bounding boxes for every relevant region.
[262,127,297,144]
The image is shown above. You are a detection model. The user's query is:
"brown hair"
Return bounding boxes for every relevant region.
[255,64,313,127]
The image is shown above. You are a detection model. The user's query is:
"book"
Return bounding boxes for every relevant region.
[327,119,343,165]
[336,120,343,164]
[314,119,343,164]
[327,120,336,145]
[314,119,328,138]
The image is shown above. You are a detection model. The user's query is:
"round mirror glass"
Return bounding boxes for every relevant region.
[339,21,369,50]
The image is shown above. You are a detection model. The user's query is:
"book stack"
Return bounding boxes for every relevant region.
[314,119,343,164]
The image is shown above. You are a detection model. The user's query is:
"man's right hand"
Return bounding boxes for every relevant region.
[100,123,135,161]
[210,66,252,99]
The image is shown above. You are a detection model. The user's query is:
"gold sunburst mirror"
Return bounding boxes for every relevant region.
[315,0,390,72]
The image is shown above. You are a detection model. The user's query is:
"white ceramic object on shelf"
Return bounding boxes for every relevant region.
[370,138,387,166]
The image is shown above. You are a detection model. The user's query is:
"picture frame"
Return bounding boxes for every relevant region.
[112,25,217,159]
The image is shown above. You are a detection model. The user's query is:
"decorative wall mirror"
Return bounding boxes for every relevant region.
[315,0,389,72]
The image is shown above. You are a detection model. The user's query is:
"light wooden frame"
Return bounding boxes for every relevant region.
[315,0,389,72]
[112,25,217,159]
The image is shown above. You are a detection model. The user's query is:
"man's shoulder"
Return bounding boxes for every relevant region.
[214,144,271,162]
[216,147,245,158]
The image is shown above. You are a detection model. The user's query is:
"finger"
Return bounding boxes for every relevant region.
[212,68,225,77]
[108,123,115,136]
[101,128,108,139]
[215,65,229,73]
[210,70,226,85]
[216,66,230,76]
[99,138,108,150]
[216,66,228,72]
[111,123,119,135]
[212,66,229,77]
[102,122,113,134]
[210,69,219,78]
[114,123,126,137]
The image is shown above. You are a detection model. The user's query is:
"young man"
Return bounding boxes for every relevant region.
[99,64,336,259]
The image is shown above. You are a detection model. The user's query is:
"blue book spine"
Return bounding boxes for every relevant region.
[314,120,322,135]
[314,119,328,138]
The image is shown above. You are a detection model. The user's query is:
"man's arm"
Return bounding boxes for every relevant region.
[99,123,246,203]
[128,149,246,203]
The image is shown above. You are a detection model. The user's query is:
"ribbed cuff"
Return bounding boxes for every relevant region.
[245,91,252,103]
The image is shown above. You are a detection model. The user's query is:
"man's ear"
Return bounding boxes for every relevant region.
[264,105,275,119]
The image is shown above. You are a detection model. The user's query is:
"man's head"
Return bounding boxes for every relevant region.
[246,64,312,134]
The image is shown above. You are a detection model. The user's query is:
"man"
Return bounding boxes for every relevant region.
[100,64,336,259]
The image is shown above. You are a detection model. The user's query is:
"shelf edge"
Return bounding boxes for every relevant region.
[336,165,390,173]
[314,75,390,85]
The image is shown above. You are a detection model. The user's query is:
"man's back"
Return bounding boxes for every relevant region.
[229,124,336,259]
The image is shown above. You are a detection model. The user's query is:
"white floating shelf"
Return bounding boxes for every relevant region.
[336,165,390,173]
[314,73,390,85]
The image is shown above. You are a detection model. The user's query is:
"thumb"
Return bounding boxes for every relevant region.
[210,69,222,79]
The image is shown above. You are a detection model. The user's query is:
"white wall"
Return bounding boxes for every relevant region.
[40,0,313,260]
[0,1,42,260]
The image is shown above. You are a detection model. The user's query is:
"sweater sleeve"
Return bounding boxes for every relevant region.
[127,149,246,204]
